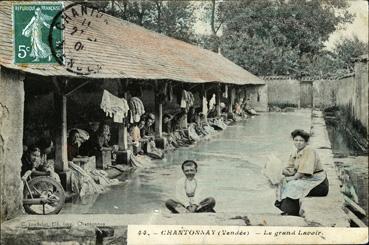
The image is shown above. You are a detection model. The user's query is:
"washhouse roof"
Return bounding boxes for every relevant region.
[0,1,264,85]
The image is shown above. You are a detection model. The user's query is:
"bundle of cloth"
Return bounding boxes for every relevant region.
[129,97,145,123]
[262,154,285,201]
[194,123,214,139]
[100,90,129,123]
[208,117,227,130]
[164,122,215,150]
[69,161,105,198]
[145,140,164,159]
[129,152,155,168]
[188,124,201,141]
[203,124,216,135]
[162,133,181,149]
[90,169,120,186]
[174,130,194,146]
[69,161,120,199]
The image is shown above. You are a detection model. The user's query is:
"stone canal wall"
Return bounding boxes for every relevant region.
[312,79,338,109]
[313,58,368,136]
[265,78,300,108]
[244,84,268,112]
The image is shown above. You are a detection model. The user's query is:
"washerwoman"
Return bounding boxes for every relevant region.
[275,129,329,216]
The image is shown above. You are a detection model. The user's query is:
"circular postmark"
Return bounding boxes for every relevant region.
[48,2,108,75]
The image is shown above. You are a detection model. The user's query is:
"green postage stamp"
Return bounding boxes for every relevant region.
[13,2,63,64]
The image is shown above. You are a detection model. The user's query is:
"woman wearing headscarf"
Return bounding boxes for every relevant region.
[275,129,329,216]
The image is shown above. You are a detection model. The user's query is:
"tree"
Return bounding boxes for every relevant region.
[196,0,230,52]
[154,1,196,42]
[333,36,368,72]
[298,36,368,78]
[216,0,354,76]
[98,0,196,43]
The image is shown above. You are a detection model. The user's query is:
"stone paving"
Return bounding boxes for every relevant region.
[299,110,350,227]
[1,213,308,244]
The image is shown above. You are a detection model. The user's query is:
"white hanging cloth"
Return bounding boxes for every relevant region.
[209,94,216,110]
[100,90,129,123]
[202,96,208,115]
[180,90,187,108]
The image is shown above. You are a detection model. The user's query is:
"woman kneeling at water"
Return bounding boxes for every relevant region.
[275,129,329,216]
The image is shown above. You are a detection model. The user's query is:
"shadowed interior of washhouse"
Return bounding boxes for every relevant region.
[21,69,267,208]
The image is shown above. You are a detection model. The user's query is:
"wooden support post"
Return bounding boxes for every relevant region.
[183,113,188,130]
[202,84,208,120]
[118,86,129,151]
[118,122,128,151]
[154,82,163,137]
[155,103,163,137]
[229,87,234,112]
[216,83,221,117]
[54,80,68,173]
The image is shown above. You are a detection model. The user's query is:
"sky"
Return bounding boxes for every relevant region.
[325,0,368,49]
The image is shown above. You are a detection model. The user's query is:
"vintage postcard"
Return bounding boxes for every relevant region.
[0,0,368,244]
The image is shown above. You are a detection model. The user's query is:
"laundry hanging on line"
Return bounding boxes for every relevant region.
[180,90,195,110]
[100,90,129,123]
[129,97,145,123]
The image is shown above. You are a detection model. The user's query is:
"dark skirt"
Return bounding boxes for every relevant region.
[276,177,329,216]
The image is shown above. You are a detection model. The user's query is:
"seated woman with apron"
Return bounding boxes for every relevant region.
[275,129,329,216]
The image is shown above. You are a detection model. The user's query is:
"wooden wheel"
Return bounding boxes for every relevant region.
[23,176,65,215]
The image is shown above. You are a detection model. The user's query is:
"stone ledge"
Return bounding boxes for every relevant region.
[1,212,308,228]
[299,110,350,227]
[300,197,349,227]
[1,213,308,244]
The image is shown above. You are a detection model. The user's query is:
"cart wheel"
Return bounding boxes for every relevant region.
[23,176,65,215]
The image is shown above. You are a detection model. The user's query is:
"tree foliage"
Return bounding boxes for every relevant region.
[216,0,355,77]
[98,0,196,43]
[333,36,368,72]
[94,0,365,78]
[292,36,368,79]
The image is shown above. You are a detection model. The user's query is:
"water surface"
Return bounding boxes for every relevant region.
[62,110,311,215]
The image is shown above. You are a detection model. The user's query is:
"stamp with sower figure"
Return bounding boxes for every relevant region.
[13,2,63,64]
[13,1,107,75]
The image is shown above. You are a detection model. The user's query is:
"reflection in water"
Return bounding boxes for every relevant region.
[62,111,311,215]
[325,119,367,157]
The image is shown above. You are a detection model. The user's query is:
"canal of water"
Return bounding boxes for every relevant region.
[62,110,311,215]
[324,110,368,223]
